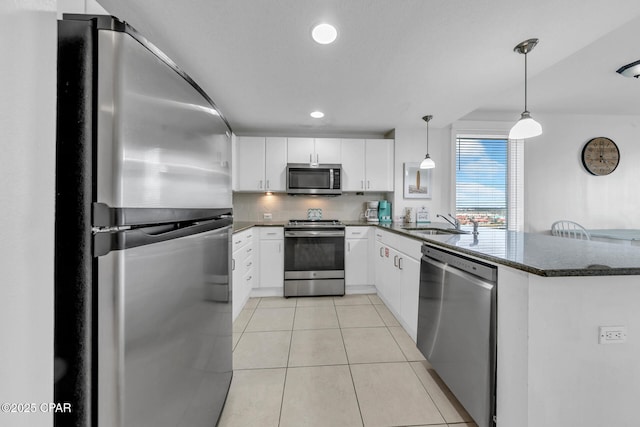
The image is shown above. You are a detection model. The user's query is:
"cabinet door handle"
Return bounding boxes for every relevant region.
[379,247,384,257]
[259,180,263,189]
[394,255,398,267]
[234,240,242,245]
[246,275,252,281]
[309,153,313,164]
[398,257,403,270]
[279,243,282,252]
[232,258,235,271]
[352,232,361,235]
[367,180,371,189]
[266,179,270,189]
[316,153,319,164]
[361,180,364,189]
[246,262,252,267]
[347,242,351,252]
[247,248,252,253]
[267,232,277,235]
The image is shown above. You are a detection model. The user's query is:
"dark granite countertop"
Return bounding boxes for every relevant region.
[233,221,287,233]
[376,222,640,277]
[233,220,640,276]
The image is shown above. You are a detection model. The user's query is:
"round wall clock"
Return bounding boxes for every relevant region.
[581,137,620,176]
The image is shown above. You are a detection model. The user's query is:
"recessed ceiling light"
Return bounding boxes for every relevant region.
[311,23,337,44]
[310,111,325,119]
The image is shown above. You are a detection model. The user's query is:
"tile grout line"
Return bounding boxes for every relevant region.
[276,300,297,427]
[336,298,367,427]
[408,361,450,424]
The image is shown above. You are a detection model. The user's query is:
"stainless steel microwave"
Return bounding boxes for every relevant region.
[286,163,342,195]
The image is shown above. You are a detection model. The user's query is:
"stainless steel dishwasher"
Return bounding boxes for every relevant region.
[416,244,497,427]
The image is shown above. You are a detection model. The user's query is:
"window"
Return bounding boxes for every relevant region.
[455,135,524,231]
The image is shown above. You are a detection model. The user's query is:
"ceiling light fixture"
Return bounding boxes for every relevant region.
[420,115,435,169]
[509,38,542,140]
[311,23,337,44]
[310,111,324,119]
[616,59,640,78]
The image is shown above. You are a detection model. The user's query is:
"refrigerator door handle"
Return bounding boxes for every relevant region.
[94,217,233,257]
[93,202,232,227]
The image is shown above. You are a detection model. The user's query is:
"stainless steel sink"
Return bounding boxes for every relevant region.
[402,227,469,235]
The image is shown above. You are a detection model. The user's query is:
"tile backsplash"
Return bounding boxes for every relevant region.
[233,192,388,221]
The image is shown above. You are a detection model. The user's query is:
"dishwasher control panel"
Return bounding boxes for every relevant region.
[421,244,497,282]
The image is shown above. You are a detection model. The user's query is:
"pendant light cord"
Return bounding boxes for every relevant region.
[426,119,429,153]
[524,52,528,112]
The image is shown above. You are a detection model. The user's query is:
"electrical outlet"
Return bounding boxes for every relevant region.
[263,213,272,220]
[599,326,627,344]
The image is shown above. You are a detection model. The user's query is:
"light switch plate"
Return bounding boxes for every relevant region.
[263,213,272,220]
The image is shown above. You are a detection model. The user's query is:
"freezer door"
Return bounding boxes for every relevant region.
[98,223,232,427]
[97,29,231,209]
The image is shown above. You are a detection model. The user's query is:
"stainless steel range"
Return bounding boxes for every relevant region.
[284,219,345,297]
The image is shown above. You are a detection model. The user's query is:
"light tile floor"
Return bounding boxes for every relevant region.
[220,294,477,427]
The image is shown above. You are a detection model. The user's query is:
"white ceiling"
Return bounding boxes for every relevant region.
[98,0,640,135]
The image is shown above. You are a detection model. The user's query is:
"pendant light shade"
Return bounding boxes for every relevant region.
[420,115,435,169]
[509,111,542,139]
[420,154,435,169]
[510,38,542,140]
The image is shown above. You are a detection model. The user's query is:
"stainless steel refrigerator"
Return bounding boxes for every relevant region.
[55,15,233,427]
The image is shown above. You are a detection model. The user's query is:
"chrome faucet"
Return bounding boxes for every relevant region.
[437,213,460,230]
[469,218,479,235]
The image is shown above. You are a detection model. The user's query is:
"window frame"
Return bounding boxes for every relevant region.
[450,121,524,231]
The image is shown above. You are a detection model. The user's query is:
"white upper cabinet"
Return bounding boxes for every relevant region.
[264,137,287,191]
[235,136,287,192]
[235,136,265,191]
[365,139,394,191]
[341,139,366,191]
[287,137,341,165]
[341,139,394,192]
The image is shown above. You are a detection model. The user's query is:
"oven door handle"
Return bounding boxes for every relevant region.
[285,230,345,237]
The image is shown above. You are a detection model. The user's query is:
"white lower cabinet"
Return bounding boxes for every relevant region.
[374,229,421,340]
[397,253,420,340]
[345,227,374,290]
[257,227,284,293]
[232,228,255,321]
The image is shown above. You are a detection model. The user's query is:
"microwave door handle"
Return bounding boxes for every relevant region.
[329,169,334,189]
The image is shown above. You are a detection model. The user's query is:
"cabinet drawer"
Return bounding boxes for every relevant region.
[242,243,255,258]
[243,254,255,271]
[375,228,421,259]
[243,269,255,288]
[258,227,284,240]
[233,228,254,250]
[346,226,371,239]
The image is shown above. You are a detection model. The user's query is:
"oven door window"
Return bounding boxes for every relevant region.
[285,235,344,271]
[288,169,330,189]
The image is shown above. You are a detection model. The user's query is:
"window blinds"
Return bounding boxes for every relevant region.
[455,137,523,230]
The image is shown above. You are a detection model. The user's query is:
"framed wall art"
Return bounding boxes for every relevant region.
[403,162,432,199]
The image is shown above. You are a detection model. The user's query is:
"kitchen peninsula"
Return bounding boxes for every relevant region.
[234,221,640,427]
[381,223,640,427]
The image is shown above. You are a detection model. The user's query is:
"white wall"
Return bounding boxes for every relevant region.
[524,113,640,232]
[57,0,108,18]
[390,127,452,222]
[0,2,57,427]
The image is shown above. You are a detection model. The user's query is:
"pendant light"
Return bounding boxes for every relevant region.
[509,38,542,140]
[420,115,435,169]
